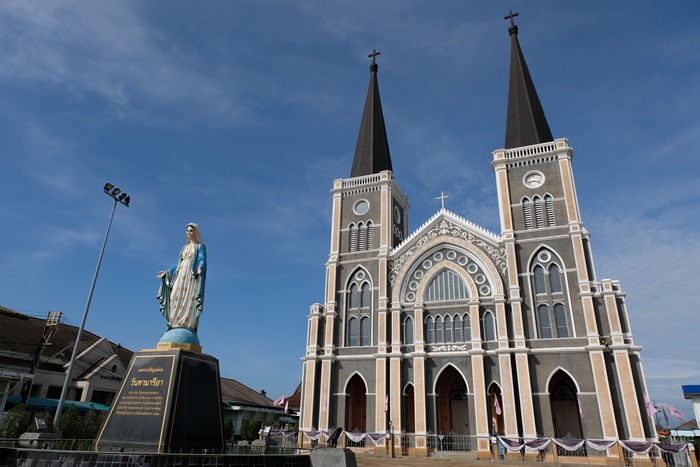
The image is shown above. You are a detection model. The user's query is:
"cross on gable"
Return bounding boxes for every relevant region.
[504,10,519,25]
[368,49,381,64]
[436,192,449,210]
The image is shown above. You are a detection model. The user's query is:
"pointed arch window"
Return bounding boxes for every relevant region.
[403,316,414,345]
[453,315,462,342]
[346,270,372,347]
[425,316,435,344]
[533,196,544,228]
[366,221,373,250]
[538,305,553,338]
[349,283,359,309]
[544,194,555,226]
[523,197,533,230]
[424,269,469,302]
[482,310,496,341]
[549,264,562,293]
[463,313,472,342]
[361,283,370,307]
[531,250,570,339]
[357,223,365,251]
[534,266,546,294]
[360,317,370,346]
[435,316,444,343]
[348,317,358,347]
[349,224,357,252]
[444,315,453,343]
[554,303,569,337]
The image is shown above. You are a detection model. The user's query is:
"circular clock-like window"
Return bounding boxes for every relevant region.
[354,199,369,215]
[538,251,551,263]
[523,171,545,189]
[393,206,401,224]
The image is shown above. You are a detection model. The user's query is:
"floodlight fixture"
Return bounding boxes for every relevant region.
[54,182,131,426]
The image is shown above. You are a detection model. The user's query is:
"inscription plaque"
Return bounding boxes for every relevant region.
[96,349,223,453]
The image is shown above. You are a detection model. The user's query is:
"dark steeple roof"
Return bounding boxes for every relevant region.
[504,13,554,149]
[350,50,393,178]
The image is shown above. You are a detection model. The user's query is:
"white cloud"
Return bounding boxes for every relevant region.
[0,1,239,121]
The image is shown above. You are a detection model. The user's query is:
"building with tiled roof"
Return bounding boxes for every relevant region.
[0,305,133,415]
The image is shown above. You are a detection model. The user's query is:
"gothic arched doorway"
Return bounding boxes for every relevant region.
[346,374,367,432]
[404,384,415,433]
[489,385,504,435]
[549,372,582,438]
[435,366,469,435]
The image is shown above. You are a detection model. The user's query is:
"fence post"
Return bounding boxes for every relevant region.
[617,443,626,466]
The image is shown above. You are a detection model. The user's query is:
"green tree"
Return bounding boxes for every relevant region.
[82,409,104,439]
[0,404,31,438]
[57,406,82,438]
[58,407,104,439]
[239,419,259,441]
[223,418,234,441]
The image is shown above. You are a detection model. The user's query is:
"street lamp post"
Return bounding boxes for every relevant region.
[54,183,130,428]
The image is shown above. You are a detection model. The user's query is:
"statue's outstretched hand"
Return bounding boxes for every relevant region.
[156,271,165,278]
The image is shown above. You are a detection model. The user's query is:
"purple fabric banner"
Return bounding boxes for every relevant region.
[303,430,323,441]
[619,440,653,455]
[498,437,525,451]
[367,432,390,445]
[654,442,689,454]
[344,431,367,443]
[525,438,551,452]
[586,439,618,451]
[552,438,585,452]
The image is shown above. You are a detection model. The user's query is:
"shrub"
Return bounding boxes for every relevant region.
[0,404,31,438]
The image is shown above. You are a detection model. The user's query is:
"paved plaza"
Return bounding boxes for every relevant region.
[355,454,611,467]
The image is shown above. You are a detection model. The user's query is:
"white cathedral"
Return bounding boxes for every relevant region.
[299,16,654,457]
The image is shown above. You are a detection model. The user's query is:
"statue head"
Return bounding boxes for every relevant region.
[186,223,203,244]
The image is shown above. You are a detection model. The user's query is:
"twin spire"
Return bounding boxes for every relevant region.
[349,49,393,178]
[349,13,554,178]
[504,11,553,149]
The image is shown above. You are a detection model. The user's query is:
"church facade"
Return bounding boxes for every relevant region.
[299,18,654,456]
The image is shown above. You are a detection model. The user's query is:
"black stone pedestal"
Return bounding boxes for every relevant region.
[96,349,224,453]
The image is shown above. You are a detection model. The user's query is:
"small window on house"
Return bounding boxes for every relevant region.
[435,316,444,343]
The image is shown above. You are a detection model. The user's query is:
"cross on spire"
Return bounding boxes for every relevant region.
[504,10,519,25]
[368,49,381,64]
[436,192,449,210]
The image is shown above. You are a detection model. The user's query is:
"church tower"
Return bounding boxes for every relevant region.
[491,13,651,441]
[300,51,409,435]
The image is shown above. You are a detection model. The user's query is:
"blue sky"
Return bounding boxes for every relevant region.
[1,1,699,423]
